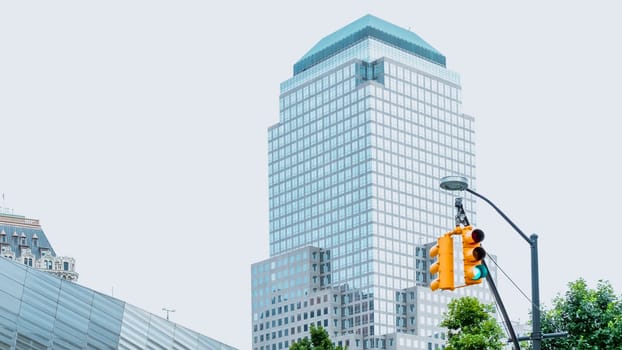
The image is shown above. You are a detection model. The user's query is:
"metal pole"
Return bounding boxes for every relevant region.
[531,234,541,350]
[464,188,544,349]
[466,188,531,245]
[162,308,175,321]
[516,332,567,342]
[483,261,521,350]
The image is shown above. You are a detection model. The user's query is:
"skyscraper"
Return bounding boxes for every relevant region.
[251,15,494,350]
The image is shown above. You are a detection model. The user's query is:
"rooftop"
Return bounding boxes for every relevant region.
[0,212,56,258]
[294,14,446,74]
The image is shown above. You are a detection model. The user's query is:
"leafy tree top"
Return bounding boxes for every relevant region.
[289,325,345,350]
[539,278,622,350]
[440,296,504,350]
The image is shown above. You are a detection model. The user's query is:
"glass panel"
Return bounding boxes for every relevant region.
[0,260,26,299]
[51,324,86,349]
[0,286,21,322]
[146,316,174,350]
[57,281,93,319]
[86,293,124,349]
[24,267,62,295]
[0,258,27,283]
[0,291,19,349]
[172,325,198,350]
[21,285,59,319]
[17,302,54,346]
[118,304,149,350]
[15,332,48,350]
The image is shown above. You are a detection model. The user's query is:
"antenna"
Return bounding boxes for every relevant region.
[162,307,175,321]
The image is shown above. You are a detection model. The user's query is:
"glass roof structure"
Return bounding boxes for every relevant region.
[0,257,237,349]
[293,14,446,74]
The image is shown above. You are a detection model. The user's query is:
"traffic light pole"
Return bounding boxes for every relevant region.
[454,198,520,349]
[465,188,542,350]
[530,234,541,350]
[482,260,521,350]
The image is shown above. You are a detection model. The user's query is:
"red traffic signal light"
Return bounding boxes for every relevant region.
[462,226,488,285]
[429,233,455,291]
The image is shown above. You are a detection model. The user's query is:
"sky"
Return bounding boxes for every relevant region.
[1,1,621,349]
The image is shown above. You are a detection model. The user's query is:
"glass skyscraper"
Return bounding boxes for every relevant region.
[251,15,494,350]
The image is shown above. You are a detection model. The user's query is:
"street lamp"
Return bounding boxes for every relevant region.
[440,175,542,350]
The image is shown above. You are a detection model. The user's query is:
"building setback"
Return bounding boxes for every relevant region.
[251,15,495,350]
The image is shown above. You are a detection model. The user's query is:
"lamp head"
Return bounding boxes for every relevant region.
[440,176,469,191]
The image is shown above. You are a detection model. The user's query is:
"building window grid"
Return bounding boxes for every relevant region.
[270,123,476,252]
[271,109,376,251]
[268,116,370,193]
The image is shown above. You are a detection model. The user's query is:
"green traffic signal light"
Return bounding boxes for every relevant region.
[468,264,488,281]
[462,226,487,285]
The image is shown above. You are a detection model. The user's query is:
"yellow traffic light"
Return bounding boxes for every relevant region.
[462,226,488,285]
[429,234,454,291]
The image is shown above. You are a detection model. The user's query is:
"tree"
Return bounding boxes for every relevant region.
[537,278,622,350]
[289,325,345,350]
[440,296,505,350]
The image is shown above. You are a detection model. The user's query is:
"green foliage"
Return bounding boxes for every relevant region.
[440,296,504,350]
[289,325,345,350]
[538,278,622,350]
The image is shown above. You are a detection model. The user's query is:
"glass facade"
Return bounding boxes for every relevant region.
[252,15,494,350]
[0,257,237,350]
[294,15,447,75]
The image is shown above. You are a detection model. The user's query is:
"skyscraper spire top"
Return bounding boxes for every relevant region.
[294,14,445,74]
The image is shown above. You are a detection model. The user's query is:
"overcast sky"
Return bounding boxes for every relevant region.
[2,2,621,349]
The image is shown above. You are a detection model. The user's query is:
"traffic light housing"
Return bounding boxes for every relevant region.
[462,226,488,285]
[429,234,454,291]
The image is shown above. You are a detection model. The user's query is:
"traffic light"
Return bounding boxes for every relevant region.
[429,233,454,291]
[462,226,488,285]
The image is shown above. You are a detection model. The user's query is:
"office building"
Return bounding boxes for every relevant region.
[251,15,495,350]
[0,211,78,281]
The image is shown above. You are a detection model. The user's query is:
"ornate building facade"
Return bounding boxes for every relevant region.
[0,211,78,281]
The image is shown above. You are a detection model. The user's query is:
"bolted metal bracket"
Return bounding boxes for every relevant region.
[454,197,470,227]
